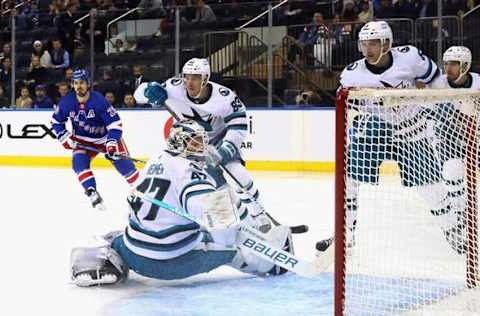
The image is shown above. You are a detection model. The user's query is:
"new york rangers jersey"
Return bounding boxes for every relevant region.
[340,45,439,141]
[429,72,480,89]
[156,79,247,148]
[51,91,123,144]
[125,151,218,260]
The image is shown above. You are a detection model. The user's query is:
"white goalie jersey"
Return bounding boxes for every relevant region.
[340,45,439,141]
[125,151,217,260]
[428,72,480,89]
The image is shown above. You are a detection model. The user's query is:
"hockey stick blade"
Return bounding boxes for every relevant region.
[75,144,147,164]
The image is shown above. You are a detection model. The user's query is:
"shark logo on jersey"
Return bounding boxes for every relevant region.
[171,78,182,86]
[219,88,230,96]
[182,108,213,131]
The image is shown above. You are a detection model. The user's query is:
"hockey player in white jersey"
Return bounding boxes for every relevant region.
[134,57,272,233]
[427,46,479,253]
[337,21,452,250]
[70,120,295,286]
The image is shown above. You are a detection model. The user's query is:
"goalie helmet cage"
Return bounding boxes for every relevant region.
[335,88,480,316]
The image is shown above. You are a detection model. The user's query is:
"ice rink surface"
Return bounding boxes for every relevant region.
[1,166,335,316]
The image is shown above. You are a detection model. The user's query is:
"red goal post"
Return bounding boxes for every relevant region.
[335,88,480,316]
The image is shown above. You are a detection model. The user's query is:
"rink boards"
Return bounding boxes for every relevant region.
[0,108,335,171]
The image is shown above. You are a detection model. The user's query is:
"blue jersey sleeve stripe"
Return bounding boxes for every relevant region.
[224,112,247,123]
[184,188,216,212]
[129,220,200,239]
[125,230,201,252]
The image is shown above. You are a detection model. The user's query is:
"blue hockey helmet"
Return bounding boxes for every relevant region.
[72,69,90,85]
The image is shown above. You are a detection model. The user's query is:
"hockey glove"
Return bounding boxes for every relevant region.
[105,140,120,161]
[144,82,168,107]
[58,130,75,150]
[206,141,239,166]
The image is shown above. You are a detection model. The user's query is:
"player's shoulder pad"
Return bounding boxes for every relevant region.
[393,45,427,61]
[167,77,183,87]
[211,82,236,99]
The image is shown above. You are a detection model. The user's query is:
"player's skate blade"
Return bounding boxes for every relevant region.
[72,273,118,287]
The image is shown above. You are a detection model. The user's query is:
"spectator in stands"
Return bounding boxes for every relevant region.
[128,64,149,91]
[32,40,53,68]
[55,2,77,57]
[0,57,12,96]
[394,0,419,19]
[342,0,358,22]
[295,89,322,106]
[0,84,9,108]
[50,38,71,70]
[281,0,312,25]
[97,67,121,95]
[15,86,33,109]
[105,91,117,106]
[105,24,127,55]
[32,84,54,108]
[121,92,137,108]
[374,0,396,19]
[55,81,71,104]
[25,55,50,89]
[184,0,216,26]
[357,1,370,23]
[0,43,11,63]
[64,67,74,83]
[287,12,330,67]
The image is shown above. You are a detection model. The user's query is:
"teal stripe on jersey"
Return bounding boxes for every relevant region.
[179,180,214,207]
[416,58,433,81]
[184,188,216,212]
[125,229,201,252]
[224,111,247,123]
[226,124,248,131]
[129,220,200,239]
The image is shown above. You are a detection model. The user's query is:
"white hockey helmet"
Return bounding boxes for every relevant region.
[443,46,472,83]
[182,58,211,98]
[358,21,393,64]
[167,119,209,161]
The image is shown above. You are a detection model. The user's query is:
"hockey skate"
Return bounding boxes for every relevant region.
[86,188,106,211]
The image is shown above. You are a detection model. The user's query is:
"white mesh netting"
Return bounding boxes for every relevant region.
[341,88,480,315]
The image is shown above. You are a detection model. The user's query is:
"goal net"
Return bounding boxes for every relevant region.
[335,88,480,315]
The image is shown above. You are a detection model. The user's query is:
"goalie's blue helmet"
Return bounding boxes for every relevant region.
[72,69,90,85]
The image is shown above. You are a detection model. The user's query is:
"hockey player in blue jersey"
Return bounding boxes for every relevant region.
[51,69,139,210]
[69,120,296,286]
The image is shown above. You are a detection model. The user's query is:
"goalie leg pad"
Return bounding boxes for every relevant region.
[71,246,129,287]
[229,225,293,276]
[442,158,466,211]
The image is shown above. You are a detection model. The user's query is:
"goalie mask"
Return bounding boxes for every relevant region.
[167,120,209,161]
[443,46,472,84]
[358,21,393,65]
[182,58,211,99]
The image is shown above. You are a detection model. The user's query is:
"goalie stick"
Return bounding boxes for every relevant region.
[75,144,147,164]
[131,188,333,278]
[162,100,309,235]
